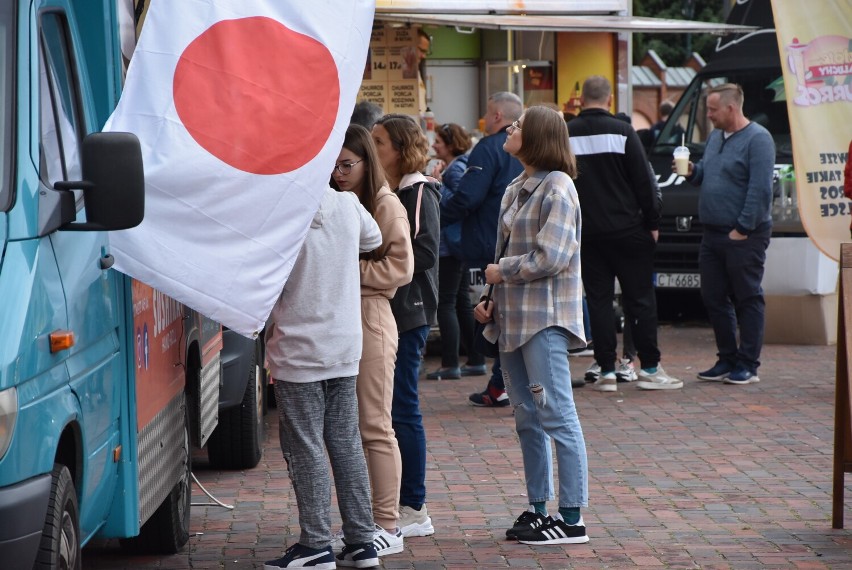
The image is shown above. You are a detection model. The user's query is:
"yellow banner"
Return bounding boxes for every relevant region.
[770,0,852,261]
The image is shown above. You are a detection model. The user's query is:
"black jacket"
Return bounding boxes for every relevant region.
[568,108,661,240]
[391,175,441,333]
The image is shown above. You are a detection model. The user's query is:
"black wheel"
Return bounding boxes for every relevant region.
[121,404,191,554]
[35,464,81,570]
[207,341,264,470]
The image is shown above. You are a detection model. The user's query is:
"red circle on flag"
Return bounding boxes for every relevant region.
[173,17,339,175]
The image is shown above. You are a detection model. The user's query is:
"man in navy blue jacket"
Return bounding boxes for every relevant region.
[441,91,523,407]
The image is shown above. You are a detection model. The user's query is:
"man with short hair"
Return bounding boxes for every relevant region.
[683,83,774,385]
[569,75,682,391]
[351,100,383,131]
[651,100,674,141]
[441,91,524,407]
[415,29,431,114]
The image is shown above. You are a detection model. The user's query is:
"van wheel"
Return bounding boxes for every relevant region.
[121,405,191,554]
[207,341,264,470]
[35,464,81,570]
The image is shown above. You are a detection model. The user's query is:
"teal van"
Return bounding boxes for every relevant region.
[0,2,264,568]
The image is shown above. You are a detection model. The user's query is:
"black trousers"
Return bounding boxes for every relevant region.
[582,229,660,373]
[437,256,484,367]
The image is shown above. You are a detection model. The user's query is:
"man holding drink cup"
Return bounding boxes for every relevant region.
[676,83,774,386]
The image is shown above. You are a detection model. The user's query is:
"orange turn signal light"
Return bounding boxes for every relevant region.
[49,330,76,353]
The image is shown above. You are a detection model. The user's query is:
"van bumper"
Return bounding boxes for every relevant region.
[0,474,51,570]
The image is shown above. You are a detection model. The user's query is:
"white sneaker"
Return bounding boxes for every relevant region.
[372,525,404,556]
[398,505,434,537]
[584,362,601,383]
[615,358,637,382]
[636,365,683,390]
[592,372,617,392]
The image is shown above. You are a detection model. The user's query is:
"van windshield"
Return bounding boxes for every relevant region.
[0,2,13,212]
[656,69,792,161]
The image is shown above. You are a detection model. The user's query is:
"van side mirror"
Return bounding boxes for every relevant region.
[57,132,145,231]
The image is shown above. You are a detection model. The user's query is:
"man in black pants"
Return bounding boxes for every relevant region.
[568,75,682,391]
[441,91,524,406]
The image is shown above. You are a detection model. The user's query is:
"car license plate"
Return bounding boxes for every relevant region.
[654,272,701,288]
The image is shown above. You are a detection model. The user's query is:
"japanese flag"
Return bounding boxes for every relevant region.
[105,0,376,337]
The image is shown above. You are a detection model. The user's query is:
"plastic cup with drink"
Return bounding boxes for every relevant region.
[673,136,690,176]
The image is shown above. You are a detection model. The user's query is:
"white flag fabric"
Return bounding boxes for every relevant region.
[105,0,376,337]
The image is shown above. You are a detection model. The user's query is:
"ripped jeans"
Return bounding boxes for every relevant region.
[501,326,588,508]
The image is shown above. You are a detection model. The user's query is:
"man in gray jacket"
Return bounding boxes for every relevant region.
[264,187,382,570]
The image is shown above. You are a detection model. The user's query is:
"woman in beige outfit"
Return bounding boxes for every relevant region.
[331,124,414,556]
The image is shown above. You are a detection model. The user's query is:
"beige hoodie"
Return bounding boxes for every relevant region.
[359,184,414,300]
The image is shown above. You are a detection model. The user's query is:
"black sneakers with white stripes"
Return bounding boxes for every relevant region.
[515,514,589,545]
[505,509,548,539]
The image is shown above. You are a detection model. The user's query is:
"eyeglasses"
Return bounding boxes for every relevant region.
[508,120,522,133]
[333,160,362,175]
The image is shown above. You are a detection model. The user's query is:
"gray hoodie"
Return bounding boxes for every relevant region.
[266,188,381,383]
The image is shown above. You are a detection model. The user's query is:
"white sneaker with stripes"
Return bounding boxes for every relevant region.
[372,525,404,556]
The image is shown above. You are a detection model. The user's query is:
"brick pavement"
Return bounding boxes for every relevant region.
[83,323,852,569]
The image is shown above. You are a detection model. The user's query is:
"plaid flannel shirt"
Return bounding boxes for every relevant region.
[484,170,586,352]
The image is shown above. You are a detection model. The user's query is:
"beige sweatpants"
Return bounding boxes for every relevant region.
[357,297,402,530]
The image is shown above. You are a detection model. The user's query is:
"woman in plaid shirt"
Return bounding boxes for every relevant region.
[475,106,589,545]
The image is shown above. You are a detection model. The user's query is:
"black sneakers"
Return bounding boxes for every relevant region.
[505,510,547,539]
[264,544,336,569]
[515,515,589,545]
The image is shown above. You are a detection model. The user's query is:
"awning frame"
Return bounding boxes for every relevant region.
[377,13,758,35]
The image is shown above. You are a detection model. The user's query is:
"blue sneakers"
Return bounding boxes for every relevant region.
[697,361,734,381]
[724,367,760,385]
[264,544,336,569]
[336,541,379,568]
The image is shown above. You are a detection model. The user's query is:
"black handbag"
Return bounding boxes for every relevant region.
[473,233,512,358]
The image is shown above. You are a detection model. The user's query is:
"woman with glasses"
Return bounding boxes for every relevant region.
[475,106,589,545]
[330,124,414,559]
[371,114,441,538]
[425,123,487,380]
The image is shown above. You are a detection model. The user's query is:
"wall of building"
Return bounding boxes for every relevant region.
[556,33,616,114]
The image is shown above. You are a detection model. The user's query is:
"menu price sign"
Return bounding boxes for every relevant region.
[359,81,387,109]
[389,80,419,115]
[360,22,422,117]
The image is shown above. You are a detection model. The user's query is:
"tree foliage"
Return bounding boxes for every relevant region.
[633,0,725,65]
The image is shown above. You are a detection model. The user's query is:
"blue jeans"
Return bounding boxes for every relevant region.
[699,226,770,373]
[392,325,430,508]
[501,327,588,508]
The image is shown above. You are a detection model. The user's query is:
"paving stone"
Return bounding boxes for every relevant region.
[82,324,852,568]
